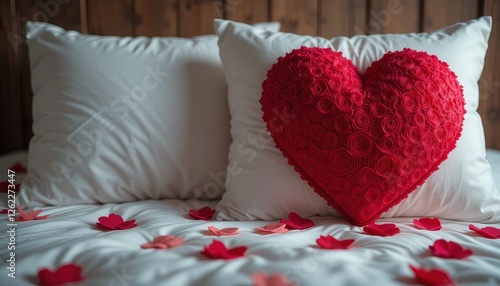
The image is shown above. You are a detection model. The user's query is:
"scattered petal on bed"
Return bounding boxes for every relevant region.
[201,239,247,260]
[188,206,215,220]
[9,162,27,173]
[0,181,20,193]
[363,223,400,236]
[252,272,296,286]
[141,235,183,249]
[207,226,239,236]
[413,218,442,231]
[410,265,455,286]
[95,213,137,230]
[280,212,315,230]
[38,263,84,286]
[469,224,500,239]
[316,235,355,249]
[1,208,10,214]
[429,239,473,259]
[256,223,289,234]
[17,205,49,221]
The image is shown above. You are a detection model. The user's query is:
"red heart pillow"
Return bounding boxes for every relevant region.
[260,47,465,226]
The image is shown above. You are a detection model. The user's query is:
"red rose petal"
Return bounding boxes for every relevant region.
[9,162,27,173]
[410,265,455,286]
[201,239,247,260]
[1,209,9,214]
[188,206,215,220]
[429,239,473,259]
[469,224,500,239]
[413,218,442,231]
[363,223,400,236]
[316,235,355,249]
[0,181,20,193]
[38,263,84,286]
[96,213,137,230]
[280,212,315,230]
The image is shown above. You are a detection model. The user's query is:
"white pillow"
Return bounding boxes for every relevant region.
[19,21,280,207]
[214,17,500,223]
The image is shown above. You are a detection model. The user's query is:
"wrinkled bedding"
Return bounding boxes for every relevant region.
[0,150,499,286]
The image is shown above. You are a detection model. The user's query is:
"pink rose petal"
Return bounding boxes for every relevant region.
[413,218,442,231]
[252,272,296,286]
[201,239,247,260]
[256,223,289,234]
[141,235,183,249]
[363,223,400,236]
[429,239,473,259]
[188,206,215,220]
[316,235,355,249]
[38,263,84,285]
[96,213,137,230]
[16,205,49,221]
[410,265,455,286]
[207,226,239,236]
[469,224,500,239]
[280,212,315,230]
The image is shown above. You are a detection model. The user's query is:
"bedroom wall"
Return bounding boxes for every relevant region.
[1,0,499,155]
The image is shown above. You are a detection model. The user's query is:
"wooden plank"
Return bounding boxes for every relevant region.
[133,0,177,37]
[271,0,319,35]
[368,0,420,34]
[320,0,367,37]
[422,0,479,32]
[37,0,83,31]
[0,0,24,154]
[226,0,270,23]
[87,0,134,36]
[178,0,221,37]
[480,0,500,150]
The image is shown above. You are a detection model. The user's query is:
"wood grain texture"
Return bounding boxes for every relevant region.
[42,0,83,32]
[320,0,368,37]
[0,0,24,153]
[271,0,319,35]
[226,0,270,23]
[87,0,134,36]
[368,0,420,34]
[1,0,500,154]
[134,0,177,36]
[422,0,479,32]
[179,0,220,37]
[481,0,500,149]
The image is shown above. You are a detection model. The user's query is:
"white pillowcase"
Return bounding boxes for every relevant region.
[214,17,500,223]
[19,21,280,207]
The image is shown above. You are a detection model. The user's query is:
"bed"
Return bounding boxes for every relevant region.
[1,1,500,286]
[0,150,499,285]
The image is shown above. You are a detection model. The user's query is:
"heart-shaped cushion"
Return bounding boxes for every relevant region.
[260,47,465,226]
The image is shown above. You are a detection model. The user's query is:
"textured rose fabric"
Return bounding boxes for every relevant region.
[261,47,465,225]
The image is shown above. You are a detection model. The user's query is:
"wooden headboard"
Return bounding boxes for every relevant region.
[1,0,499,155]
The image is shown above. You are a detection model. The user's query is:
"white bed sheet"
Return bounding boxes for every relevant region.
[0,150,499,286]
